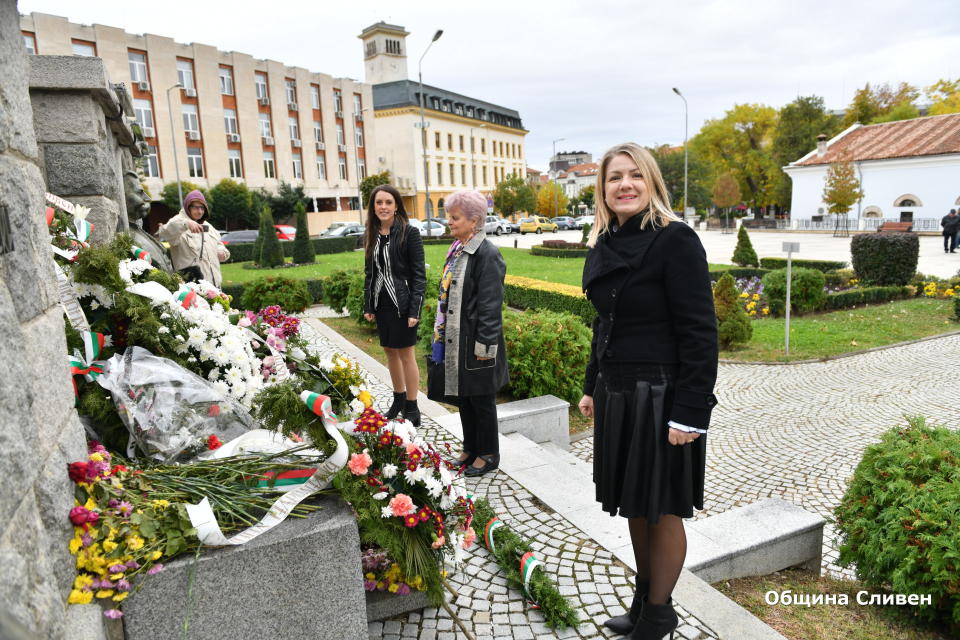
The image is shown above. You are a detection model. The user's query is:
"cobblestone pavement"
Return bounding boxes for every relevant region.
[570,334,960,579]
[297,317,718,640]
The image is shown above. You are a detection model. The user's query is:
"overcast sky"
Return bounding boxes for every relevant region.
[21,0,960,170]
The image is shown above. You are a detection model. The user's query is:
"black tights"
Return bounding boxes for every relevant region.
[629,515,686,604]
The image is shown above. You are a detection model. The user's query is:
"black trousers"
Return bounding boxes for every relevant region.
[459,393,499,455]
[945,233,957,252]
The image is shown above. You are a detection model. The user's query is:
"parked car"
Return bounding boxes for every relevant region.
[219,229,259,245]
[324,223,366,249]
[498,218,514,234]
[319,221,355,236]
[574,216,595,229]
[276,225,296,241]
[414,220,447,237]
[506,218,521,233]
[552,216,578,230]
[519,216,559,235]
[483,215,507,236]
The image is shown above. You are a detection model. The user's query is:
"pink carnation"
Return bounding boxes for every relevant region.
[348,452,373,476]
[462,526,477,549]
[389,493,415,517]
[405,442,422,456]
[431,535,445,549]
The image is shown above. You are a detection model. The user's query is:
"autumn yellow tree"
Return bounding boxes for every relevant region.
[536,180,569,218]
[822,153,864,217]
[712,172,741,229]
[841,82,920,127]
[925,79,960,115]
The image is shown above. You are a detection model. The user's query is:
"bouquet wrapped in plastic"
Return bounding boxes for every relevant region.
[98,346,257,462]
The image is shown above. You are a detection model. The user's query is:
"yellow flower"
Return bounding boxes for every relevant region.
[151,551,162,561]
[90,453,104,462]
[103,540,117,553]
[365,572,375,581]
[84,497,97,511]
[749,310,757,316]
[69,537,82,555]
[384,564,402,582]
[376,581,384,590]
[388,583,399,593]
[112,592,129,603]
[762,308,769,315]
[739,292,749,298]
[752,294,760,301]
[151,500,170,510]
[68,589,93,605]
[358,390,372,407]
[126,536,144,551]
[96,589,114,599]
[74,575,94,590]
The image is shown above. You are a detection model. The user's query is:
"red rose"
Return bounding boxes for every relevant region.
[111,465,128,475]
[208,405,220,418]
[207,435,222,450]
[68,462,88,483]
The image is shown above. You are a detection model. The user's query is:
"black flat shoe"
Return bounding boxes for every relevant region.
[465,453,500,477]
[456,453,477,469]
[385,391,406,420]
[604,581,649,635]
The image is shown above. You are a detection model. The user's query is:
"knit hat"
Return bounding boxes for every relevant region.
[183,190,208,220]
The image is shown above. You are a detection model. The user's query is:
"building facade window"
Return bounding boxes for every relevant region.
[182,104,199,134]
[23,33,36,54]
[338,157,347,180]
[435,132,441,149]
[353,94,361,116]
[134,99,154,130]
[263,151,275,178]
[471,137,475,153]
[285,80,296,105]
[187,147,204,178]
[317,155,326,179]
[292,153,302,179]
[224,109,238,134]
[358,158,366,180]
[437,163,443,185]
[336,124,344,145]
[228,149,242,178]
[259,113,272,137]
[310,85,320,109]
[177,60,194,90]
[143,145,160,178]
[289,116,299,141]
[219,67,234,95]
[461,164,466,185]
[333,90,342,112]
[481,139,486,154]
[255,73,268,100]
[449,164,455,185]
[431,98,440,109]
[313,121,323,142]
[500,142,504,156]
[448,134,453,151]
[459,135,465,152]
[355,127,363,147]
[128,52,147,83]
[482,165,487,185]
[518,146,522,159]
[72,41,96,56]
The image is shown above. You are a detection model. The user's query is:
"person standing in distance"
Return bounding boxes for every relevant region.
[363,184,427,426]
[941,209,959,253]
[158,190,229,287]
[579,143,719,640]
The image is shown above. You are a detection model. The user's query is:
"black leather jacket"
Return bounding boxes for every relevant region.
[363,221,427,320]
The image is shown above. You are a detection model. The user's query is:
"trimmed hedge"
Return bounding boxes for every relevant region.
[851,233,920,286]
[759,257,848,272]
[819,285,911,311]
[762,268,826,316]
[530,244,589,259]
[502,275,594,326]
[708,268,770,281]
[221,278,324,311]
[421,236,456,246]
[225,236,356,263]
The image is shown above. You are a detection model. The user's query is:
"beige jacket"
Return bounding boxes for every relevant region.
[158,210,230,287]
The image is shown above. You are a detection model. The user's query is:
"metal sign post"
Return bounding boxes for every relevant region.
[783,242,800,355]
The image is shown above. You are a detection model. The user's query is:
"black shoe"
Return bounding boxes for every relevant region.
[604,581,649,635]
[402,399,420,428]
[456,453,477,469]
[626,596,678,640]
[385,392,406,420]
[465,453,500,477]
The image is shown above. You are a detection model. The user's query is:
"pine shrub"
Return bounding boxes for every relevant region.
[239,275,312,313]
[731,225,759,267]
[252,205,270,265]
[291,202,315,265]
[851,233,920,286]
[581,223,592,243]
[713,273,752,349]
[761,267,826,316]
[258,206,285,268]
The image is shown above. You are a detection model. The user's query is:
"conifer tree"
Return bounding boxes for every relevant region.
[259,205,285,268]
[732,224,759,267]
[713,273,753,349]
[291,202,315,265]
[252,203,268,265]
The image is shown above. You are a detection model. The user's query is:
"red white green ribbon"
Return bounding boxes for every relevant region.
[81,331,104,363]
[484,517,505,554]
[520,551,545,605]
[176,290,198,309]
[131,246,151,262]
[72,218,92,244]
[67,334,107,406]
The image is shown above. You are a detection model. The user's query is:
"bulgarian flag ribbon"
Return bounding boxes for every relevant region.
[68,331,107,406]
[131,246,151,262]
[484,517,505,554]
[520,552,545,608]
[82,330,104,363]
[176,290,198,309]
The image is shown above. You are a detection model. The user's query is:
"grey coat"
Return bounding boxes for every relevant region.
[442,230,510,397]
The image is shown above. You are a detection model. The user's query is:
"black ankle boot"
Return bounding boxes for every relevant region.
[402,399,420,427]
[385,392,406,420]
[627,595,678,640]
[603,581,649,635]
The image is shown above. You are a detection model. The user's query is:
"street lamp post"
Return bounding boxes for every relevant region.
[552,138,565,218]
[672,88,688,218]
[469,124,486,189]
[166,83,184,212]
[353,107,370,223]
[419,29,443,237]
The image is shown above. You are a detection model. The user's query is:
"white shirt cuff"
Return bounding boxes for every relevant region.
[668,421,707,435]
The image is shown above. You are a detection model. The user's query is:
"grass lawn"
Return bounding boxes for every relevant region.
[319,315,593,435]
[222,247,733,288]
[716,569,952,639]
[721,298,959,362]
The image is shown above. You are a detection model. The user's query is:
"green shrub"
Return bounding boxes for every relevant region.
[502,275,594,326]
[954,295,960,322]
[252,204,270,264]
[503,308,591,405]
[759,257,848,272]
[421,236,456,246]
[851,233,919,286]
[820,286,911,312]
[713,273,752,349]
[761,267,826,316]
[291,202,315,265]
[322,267,361,314]
[240,275,312,312]
[581,223,592,243]
[834,416,960,628]
[418,298,437,350]
[259,206,285,268]
[530,244,589,259]
[223,280,323,310]
[225,236,355,263]
[344,269,375,328]
[731,225,759,267]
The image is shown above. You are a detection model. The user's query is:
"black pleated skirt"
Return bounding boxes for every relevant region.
[593,363,706,524]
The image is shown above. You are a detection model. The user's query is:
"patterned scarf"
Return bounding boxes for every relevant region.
[432,232,475,362]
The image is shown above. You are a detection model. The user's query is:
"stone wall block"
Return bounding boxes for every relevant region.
[0,155,60,323]
[30,91,99,144]
[0,0,39,160]
[21,304,76,457]
[0,490,68,639]
[69,196,119,247]
[43,144,109,197]
[27,55,111,94]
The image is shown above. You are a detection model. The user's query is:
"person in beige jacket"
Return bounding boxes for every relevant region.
[158,190,229,287]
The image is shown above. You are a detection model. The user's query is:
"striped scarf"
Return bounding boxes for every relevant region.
[432,233,475,362]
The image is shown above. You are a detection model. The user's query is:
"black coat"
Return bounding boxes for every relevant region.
[582,216,719,429]
[363,221,427,320]
[442,231,509,397]
[942,214,960,236]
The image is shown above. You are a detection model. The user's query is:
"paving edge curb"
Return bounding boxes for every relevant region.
[719,329,960,366]
[305,315,788,640]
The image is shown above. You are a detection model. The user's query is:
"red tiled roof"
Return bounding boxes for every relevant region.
[794,113,960,166]
[526,167,542,175]
[558,162,599,178]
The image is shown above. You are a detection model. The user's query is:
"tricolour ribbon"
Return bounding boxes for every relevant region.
[131,246,151,262]
[67,331,108,406]
[520,552,545,608]
[176,290,198,309]
[484,517,505,554]
[185,393,348,547]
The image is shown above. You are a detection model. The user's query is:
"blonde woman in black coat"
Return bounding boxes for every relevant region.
[579,143,719,640]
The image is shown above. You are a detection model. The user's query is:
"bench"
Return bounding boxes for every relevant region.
[878,221,913,233]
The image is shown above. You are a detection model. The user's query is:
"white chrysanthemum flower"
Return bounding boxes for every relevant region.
[160,312,171,320]
[225,367,243,385]
[233,351,248,367]
[350,398,365,414]
[438,466,452,487]
[380,506,394,518]
[373,492,388,501]
[89,300,100,310]
[382,464,398,479]
[187,327,206,347]
[424,476,443,499]
[440,494,455,510]
[207,368,220,381]
[230,381,246,397]
[212,348,230,366]
[220,335,239,352]
[158,326,170,334]
[102,334,114,348]
[187,356,197,363]
[175,334,185,342]
[349,385,361,397]
[212,380,230,396]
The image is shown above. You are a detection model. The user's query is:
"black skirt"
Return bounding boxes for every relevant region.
[375,290,419,349]
[593,362,706,524]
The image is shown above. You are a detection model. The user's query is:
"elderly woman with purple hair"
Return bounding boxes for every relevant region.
[429,190,508,477]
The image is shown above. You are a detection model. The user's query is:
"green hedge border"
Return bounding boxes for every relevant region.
[225,236,356,263]
[819,285,912,311]
[530,244,589,259]
[760,257,848,272]
[709,268,771,281]
[222,279,324,311]
[421,236,456,246]
[503,281,594,326]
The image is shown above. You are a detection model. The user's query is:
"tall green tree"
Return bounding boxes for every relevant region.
[536,181,569,218]
[771,96,842,208]
[712,172,741,226]
[579,184,595,209]
[841,82,919,128]
[493,173,536,219]
[259,205,285,268]
[291,202,315,265]
[268,181,307,224]
[252,203,270,264]
[359,171,392,210]
[691,103,778,216]
[649,144,710,211]
[160,181,210,214]
[870,100,920,124]
[209,178,254,230]
[732,225,759,267]
[714,273,753,349]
